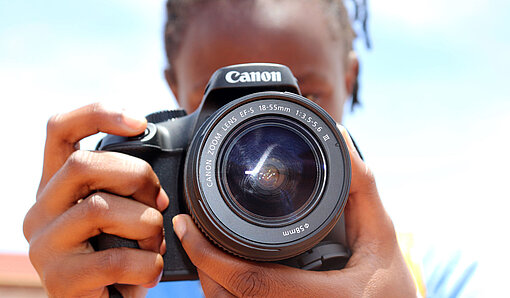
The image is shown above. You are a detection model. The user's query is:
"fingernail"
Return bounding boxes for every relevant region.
[121,109,147,131]
[156,188,169,211]
[172,215,186,240]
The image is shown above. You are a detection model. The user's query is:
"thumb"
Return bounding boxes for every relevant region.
[172,214,349,297]
[172,214,236,271]
[172,214,268,296]
[40,103,147,192]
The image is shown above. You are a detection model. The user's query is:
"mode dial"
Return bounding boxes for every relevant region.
[145,109,187,123]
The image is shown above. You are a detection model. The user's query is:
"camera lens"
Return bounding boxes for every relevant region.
[185,93,350,261]
[220,118,323,223]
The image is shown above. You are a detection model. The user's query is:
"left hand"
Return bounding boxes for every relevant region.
[172,127,416,297]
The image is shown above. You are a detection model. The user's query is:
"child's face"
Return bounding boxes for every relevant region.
[167,0,354,122]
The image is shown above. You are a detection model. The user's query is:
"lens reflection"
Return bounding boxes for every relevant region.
[222,122,320,219]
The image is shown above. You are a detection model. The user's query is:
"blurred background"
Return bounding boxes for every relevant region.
[0,0,508,296]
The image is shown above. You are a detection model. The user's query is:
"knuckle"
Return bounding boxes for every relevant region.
[82,193,110,221]
[140,160,158,187]
[99,248,127,277]
[65,150,91,173]
[154,210,164,228]
[118,156,156,197]
[88,102,121,126]
[138,209,164,244]
[28,236,43,269]
[63,151,97,186]
[145,207,164,231]
[88,102,107,117]
[87,102,114,133]
[46,113,63,136]
[132,158,159,195]
[27,234,56,284]
[145,254,164,283]
[23,206,37,241]
[228,267,270,297]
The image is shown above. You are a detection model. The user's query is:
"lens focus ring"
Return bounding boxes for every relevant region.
[184,92,350,261]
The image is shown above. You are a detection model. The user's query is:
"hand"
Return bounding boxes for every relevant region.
[23,103,170,297]
[172,125,416,297]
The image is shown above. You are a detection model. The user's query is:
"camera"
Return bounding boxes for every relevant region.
[94,63,351,281]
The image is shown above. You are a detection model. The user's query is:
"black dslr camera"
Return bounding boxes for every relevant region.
[95,63,351,281]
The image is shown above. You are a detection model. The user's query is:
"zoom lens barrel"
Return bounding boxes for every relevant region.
[184,92,350,261]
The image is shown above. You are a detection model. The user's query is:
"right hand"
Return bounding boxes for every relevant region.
[23,103,170,297]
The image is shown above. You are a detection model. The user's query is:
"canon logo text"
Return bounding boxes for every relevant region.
[225,70,282,83]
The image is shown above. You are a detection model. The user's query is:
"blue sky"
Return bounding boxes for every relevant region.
[346,0,510,235]
[0,0,509,293]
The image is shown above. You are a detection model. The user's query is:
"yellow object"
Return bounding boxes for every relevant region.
[397,232,427,297]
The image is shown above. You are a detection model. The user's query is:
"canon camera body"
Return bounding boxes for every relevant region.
[95,63,352,281]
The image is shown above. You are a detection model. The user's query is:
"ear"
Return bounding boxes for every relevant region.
[165,67,180,104]
[344,51,359,97]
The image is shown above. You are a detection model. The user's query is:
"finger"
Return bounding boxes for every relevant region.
[337,125,371,191]
[40,102,147,191]
[40,192,163,253]
[25,151,169,241]
[197,269,235,298]
[38,150,169,216]
[173,214,343,297]
[337,125,397,252]
[43,248,162,297]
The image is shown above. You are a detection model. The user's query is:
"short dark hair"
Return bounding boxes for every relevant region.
[164,0,370,108]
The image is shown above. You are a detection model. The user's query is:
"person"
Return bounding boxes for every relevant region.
[23,0,419,297]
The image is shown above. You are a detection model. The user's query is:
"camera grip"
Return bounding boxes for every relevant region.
[93,233,139,250]
[92,147,198,281]
[92,195,198,281]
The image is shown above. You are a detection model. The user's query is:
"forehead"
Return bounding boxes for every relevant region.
[173,0,346,87]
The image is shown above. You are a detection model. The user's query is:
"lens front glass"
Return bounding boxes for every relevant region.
[220,117,324,223]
